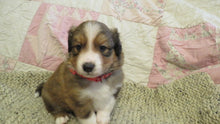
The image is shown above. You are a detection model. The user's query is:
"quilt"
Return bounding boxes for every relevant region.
[1,0,220,88]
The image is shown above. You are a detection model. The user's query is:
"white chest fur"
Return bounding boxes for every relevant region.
[80,80,118,111]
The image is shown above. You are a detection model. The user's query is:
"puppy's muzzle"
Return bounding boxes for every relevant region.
[83,62,95,73]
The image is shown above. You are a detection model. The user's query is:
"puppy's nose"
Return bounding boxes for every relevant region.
[83,62,95,73]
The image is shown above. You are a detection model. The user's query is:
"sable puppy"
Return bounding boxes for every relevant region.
[35,21,124,124]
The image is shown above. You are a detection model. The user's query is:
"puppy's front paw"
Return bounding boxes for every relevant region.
[55,116,69,124]
[96,111,110,124]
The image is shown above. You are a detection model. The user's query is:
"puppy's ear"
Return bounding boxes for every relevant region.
[68,26,75,53]
[112,28,122,58]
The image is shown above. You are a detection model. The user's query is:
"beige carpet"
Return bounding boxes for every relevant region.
[0,72,220,124]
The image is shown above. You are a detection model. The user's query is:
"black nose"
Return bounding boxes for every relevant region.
[83,63,95,73]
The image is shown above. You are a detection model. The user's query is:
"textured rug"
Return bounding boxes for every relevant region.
[0,72,220,124]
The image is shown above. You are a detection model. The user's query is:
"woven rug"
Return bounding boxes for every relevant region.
[0,72,220,124]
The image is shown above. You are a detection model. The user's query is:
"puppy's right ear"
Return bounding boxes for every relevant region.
[68,26,75,53]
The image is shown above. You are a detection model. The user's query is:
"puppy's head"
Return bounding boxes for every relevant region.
[68,21,123,78]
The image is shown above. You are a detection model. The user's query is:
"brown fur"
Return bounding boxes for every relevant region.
[41,61,123,119]
[36,21,124,123]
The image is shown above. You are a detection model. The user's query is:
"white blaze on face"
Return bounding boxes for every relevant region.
[76,22,103,77]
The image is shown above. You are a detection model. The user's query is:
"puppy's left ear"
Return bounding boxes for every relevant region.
[112,28,122,58]
[68,26,76,53]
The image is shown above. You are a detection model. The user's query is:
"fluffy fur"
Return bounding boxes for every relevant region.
[35,21,124,124]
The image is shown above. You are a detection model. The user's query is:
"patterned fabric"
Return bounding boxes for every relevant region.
[19,3,100,71]
[148,23,220,88]
[101,0,164,25]
[0,55,17,72]
[1,0,220,87]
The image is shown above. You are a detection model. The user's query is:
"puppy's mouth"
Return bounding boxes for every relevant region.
[73,68,101,78]
[70,68,112,82]
[83,72,98,78]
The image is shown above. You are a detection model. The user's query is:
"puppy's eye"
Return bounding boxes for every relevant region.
[100,46,107,52]
[99,45,113,57]
[72,45,82,56]
[75,45,81,51]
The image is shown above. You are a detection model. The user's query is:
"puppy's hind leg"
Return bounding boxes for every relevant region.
[42,98,70,124]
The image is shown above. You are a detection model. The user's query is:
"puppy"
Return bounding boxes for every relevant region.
[35,21,124,124]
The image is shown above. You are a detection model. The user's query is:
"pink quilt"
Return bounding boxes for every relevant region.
[19,3,100,71]
[149,23,220,88]
[1,0,220,88]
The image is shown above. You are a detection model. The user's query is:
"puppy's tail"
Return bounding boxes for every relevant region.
[35,82,44,98]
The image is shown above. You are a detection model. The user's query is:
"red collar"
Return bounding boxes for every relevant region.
[69,68,112,82]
